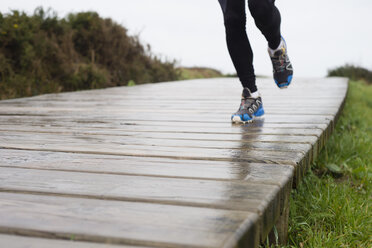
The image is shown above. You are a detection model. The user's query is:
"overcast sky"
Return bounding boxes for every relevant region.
[1,0,371,77]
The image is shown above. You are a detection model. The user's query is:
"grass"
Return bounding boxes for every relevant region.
[267,80,371,247]
[177,67,223,80]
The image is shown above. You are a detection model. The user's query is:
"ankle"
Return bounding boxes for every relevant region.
[268,36,282,51]
[268,38,285,57]
[251,91,260,98]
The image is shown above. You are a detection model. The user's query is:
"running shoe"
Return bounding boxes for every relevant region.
[269,37,293,88]
[231,88,264,123]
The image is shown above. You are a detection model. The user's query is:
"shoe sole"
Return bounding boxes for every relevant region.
[276,81,291,89]
[275,76,292,89]
[231,115,252,123]
[231,114,264,124]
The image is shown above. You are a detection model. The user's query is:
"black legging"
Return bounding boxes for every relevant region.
[218,0,282,92]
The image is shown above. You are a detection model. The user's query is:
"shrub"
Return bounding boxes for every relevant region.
[0,7,179,100]
[328,65,372,84]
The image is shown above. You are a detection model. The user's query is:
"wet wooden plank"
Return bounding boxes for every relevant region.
[0,95,347,106]
[0,105,343,116]
[0,149,293,242]
[0,192,260,248]
[0,129,318,151]
[0,234,141,248]
[0,115,330,131]
[0,146,305,166]
[0,165,285,240]
[0,107,336,122]
[0,146,311,165]
[0,167,280,213]
[0,123,316,183]
[0,81,347,100]
[0,96,346,104]
[0,101,342,115]
[0,131,311,180]
[0,136,312,161]
[0,119,326,152]
[0,98,342,109]
[0,109,340,117]
[0,116,330,151]
[0,126,319,164]
[0,77,346,100]
[0,149,293,184]
[0,148,295,212]
[0,123,323,137]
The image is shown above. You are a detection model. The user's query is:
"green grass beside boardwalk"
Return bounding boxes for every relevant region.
[281,81,371,248]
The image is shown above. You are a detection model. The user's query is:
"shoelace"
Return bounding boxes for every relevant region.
[271,52,287,73]
[239,97,256,111]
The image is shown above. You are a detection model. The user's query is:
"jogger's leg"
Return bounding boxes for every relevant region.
[248,0,293,88]
[218,0,257,93]
[248,0,281,49]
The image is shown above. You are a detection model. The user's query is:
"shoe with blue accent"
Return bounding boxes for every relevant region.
[268,37,293,88]
[231,88,265,123]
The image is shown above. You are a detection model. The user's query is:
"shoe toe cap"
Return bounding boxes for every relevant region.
[231,114,253,123]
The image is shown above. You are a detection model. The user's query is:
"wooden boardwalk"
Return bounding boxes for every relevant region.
[0,77,348,247]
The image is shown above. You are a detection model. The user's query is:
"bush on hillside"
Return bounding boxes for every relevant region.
[0,8,179,99]
[328,65,372,84]
[177,67,223,80]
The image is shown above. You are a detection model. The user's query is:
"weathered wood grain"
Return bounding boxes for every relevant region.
[0,234,142,248]
[0,77,346,101]
[0,115,329,128]
[0,123,324,136]
[0,149,294,184]
[0,131,311,180]
[0,167,280,213]
[0,100,341,113]
[0,163,289,241]
[0,192,260,248]
[0,103,342,116]
[0,149,294,242]
[0,109,336,123]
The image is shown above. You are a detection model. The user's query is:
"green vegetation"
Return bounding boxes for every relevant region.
[0,8,179,100]
[177,67,223,80]
[328,65,372,84]
[281,81,371,247]
[0,8,225,100]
